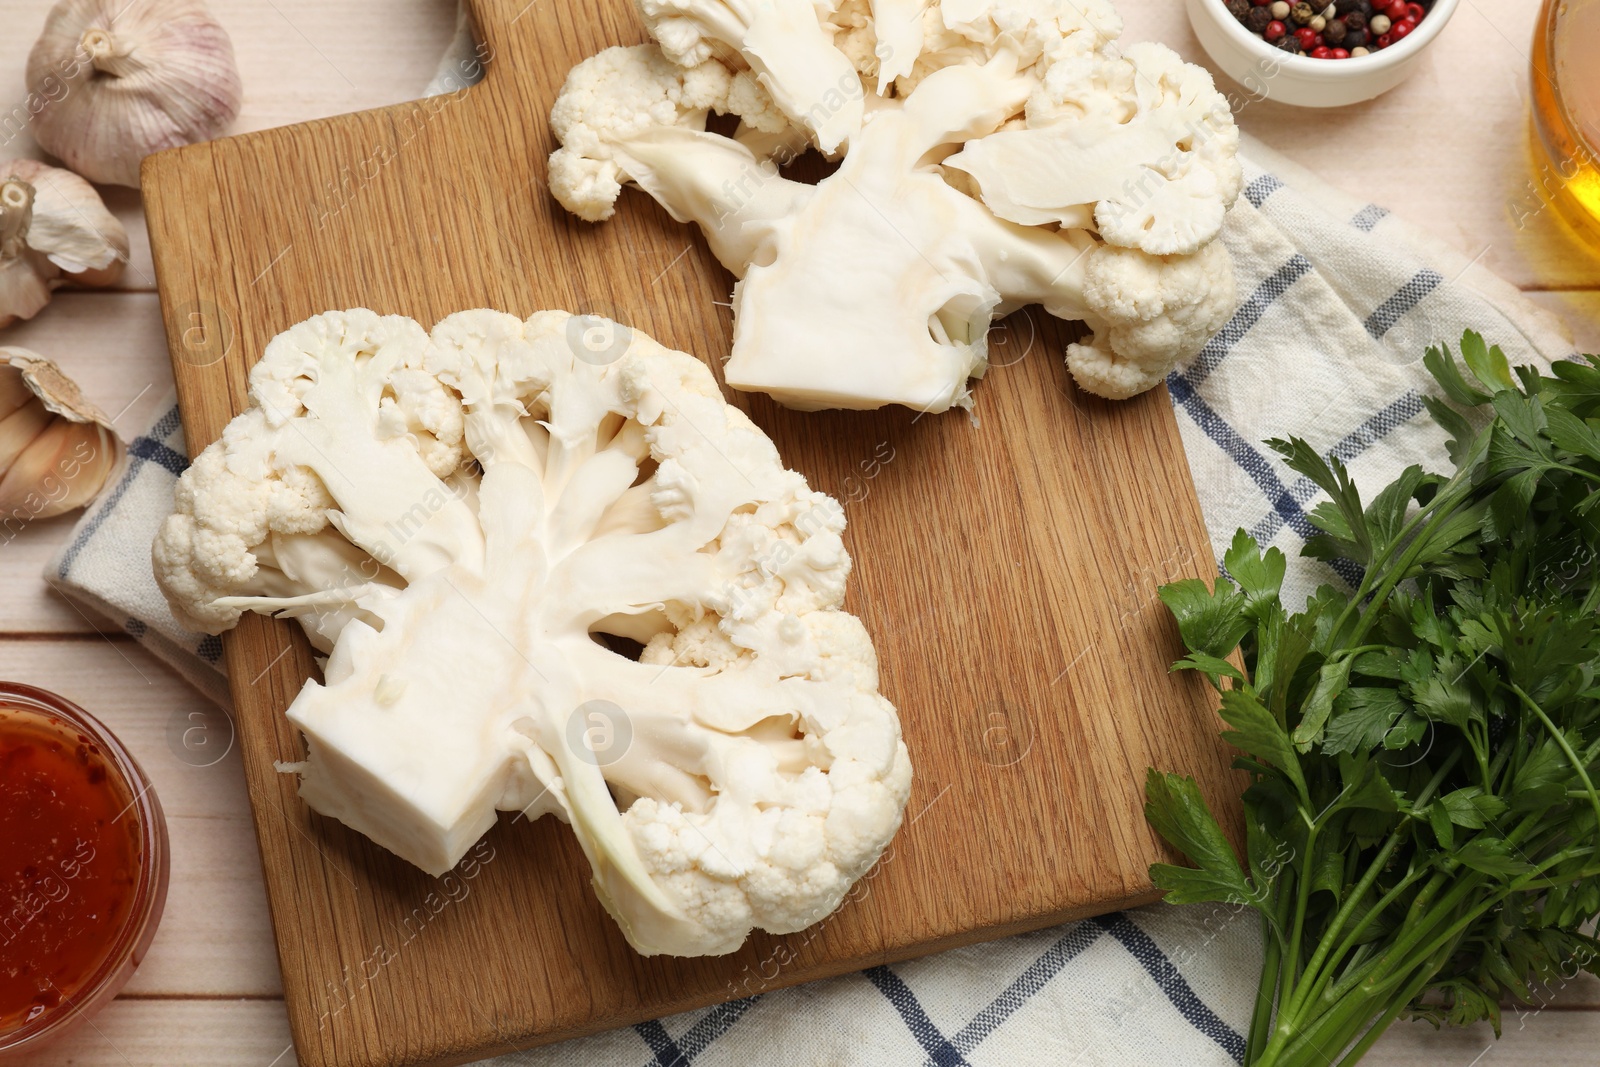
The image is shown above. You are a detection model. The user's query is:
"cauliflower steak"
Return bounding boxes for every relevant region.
[154,309,913,957]
[547,0,1242,410]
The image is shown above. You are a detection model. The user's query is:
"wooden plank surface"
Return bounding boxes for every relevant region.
[138,1,1243,1063]
[2,0,1599,1064]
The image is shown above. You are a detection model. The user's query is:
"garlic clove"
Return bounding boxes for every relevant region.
[0,347,124,523]
[27,0,244,189]
[50,423,119,516]
[0,178,52,329]
[0,396,55,472]
[0,255,53,332]
[0,162,127,329]
[0,415,117,520]
[3,161,128,281]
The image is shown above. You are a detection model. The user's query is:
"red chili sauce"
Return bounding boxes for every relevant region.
[0,705,141,1034]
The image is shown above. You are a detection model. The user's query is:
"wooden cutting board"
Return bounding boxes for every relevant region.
[142,2,1243,1064]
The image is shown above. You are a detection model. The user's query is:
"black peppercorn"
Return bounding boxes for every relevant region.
[1227,0,1252,20]
[1322,17,1346,43]
[1274,33,1303,52]
[1343,10,1366,31]
[1290,1,1315,23]
[1333,0,1362,13]
[1343,26,1368,47]
[1246,5,1273,32]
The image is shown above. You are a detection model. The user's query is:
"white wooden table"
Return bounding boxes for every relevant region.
[1,1,1597,1063]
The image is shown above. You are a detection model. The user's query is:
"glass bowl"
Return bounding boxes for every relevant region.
[0,682,170,1059]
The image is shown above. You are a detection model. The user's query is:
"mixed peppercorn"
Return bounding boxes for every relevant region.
[1222,0,1434,58]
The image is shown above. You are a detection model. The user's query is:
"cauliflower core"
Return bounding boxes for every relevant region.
[154,309,912,957]
[547,0,1241,411]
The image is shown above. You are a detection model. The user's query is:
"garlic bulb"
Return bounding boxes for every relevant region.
[27,0,243,188]
[0,159,128,329]
[0,348,123,522]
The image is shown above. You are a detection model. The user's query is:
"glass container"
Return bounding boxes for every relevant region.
[1532,0,1600,245]
[0,682,169,1059]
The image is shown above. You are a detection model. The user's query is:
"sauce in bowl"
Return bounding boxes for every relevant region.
[0,684,168,1056]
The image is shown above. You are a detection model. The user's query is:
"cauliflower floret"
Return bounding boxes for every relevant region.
[1090,43,1243,255]
[549,45,734,222]
[1065,240,1236,399]
[635,0,864,152]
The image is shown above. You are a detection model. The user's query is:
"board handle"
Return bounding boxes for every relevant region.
[463,0,635,100]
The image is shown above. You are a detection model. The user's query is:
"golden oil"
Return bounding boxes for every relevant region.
[1531,0,1600,247]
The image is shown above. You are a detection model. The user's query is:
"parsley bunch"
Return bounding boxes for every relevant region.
[1146,333,1600,1065]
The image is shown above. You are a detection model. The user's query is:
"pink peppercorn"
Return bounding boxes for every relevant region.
[1376,31,1392,46]
[1311,45,1331,57]
[1330,47,1350,57]
[1390,18,1413,38]
[1382,0,1407,18]
[1265,18,1287,39]
[1405,2,1425,19]
[1295,25,1318,46]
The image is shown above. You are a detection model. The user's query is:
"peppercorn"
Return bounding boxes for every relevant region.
[1390,17,1413,37]
[1295,25,1319,46]
[1344,10,1367,31]
[1309,14,1326,29]
[1310,45,1331,57]
[1265,18,1288,39]
[1405,1,1425,18]
[1333,0,1362,13]
[1246,6,1274,32]
[1322,17,1346,43]
[1376,30,1392,46]
[1275,33,1303,52]
[1343,26,1368,47]
[1226,0,1252,20]
[1289,1,1315,23]
[1351,44,1370,55]
[1369,12,1391,32]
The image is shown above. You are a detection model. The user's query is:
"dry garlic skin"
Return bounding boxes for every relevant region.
[0,349,123,522]
[27,0,243,187]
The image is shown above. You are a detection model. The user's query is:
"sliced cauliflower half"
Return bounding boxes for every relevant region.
[548,0,1241,411]
[153,308,912,958]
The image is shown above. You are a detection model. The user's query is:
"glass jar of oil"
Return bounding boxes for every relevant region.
[1532,0,1600,245]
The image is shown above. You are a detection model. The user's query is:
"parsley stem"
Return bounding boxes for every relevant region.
[1284,753,1459,1024]
[1511,683,1600,835]
[1277,821,1321,1025]
[1332,943,1458,1067]
[1323,469,1475,650]
[1247,915,1282,1062]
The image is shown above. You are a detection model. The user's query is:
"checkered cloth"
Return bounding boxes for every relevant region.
[46,71,1576,1067]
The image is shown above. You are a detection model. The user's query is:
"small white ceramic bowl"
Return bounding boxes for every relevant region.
[1185,0,1460,108]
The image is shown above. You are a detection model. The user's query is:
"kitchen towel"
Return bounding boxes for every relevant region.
[46,53,1578,1067]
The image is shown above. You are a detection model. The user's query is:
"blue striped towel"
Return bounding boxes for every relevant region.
[47,136,1575,1063]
